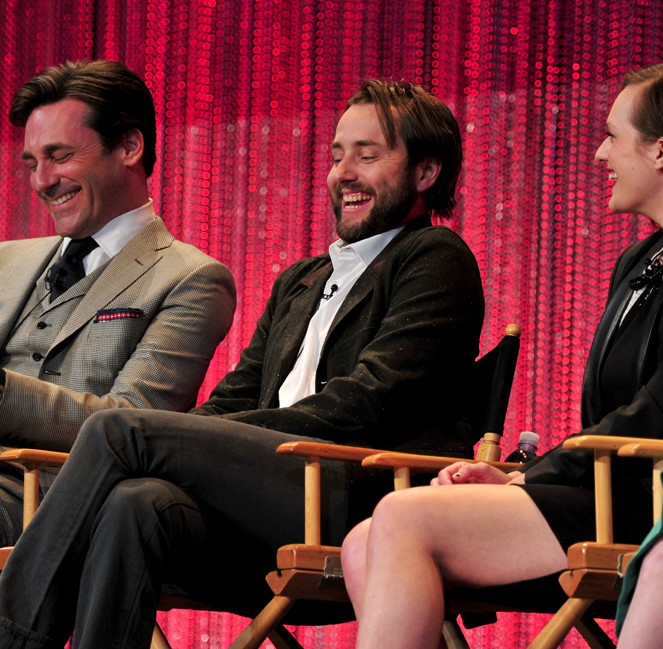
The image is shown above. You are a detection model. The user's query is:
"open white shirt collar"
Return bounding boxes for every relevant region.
[61,200,157,274]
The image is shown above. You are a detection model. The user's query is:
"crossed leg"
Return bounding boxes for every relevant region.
[341,483,567,649]
[0,408,349,649]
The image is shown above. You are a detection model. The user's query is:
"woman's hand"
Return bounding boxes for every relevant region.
[432,462,523,486]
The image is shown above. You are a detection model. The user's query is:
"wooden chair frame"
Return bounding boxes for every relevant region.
[0,437,636,649]
[222,440,518,649]
[227,324,522,649]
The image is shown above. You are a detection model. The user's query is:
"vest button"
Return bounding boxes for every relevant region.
[32,352,43,361]
[37,321,47,329]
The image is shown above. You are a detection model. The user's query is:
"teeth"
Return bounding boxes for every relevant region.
[609,172,618,181]
[343,192,372,203]
[51,191,78,206]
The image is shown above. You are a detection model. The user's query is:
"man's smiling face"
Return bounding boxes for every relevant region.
[22,98,130,239]
[327,102,426,243]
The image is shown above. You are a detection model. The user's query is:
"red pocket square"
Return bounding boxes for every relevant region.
[94,308,146,323]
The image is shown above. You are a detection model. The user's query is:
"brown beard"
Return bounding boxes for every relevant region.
[332,167,419,243]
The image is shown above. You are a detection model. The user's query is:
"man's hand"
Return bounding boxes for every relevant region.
[432,461,523,486]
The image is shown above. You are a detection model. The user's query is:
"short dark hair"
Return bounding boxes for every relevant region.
[9,60,157,176]
[346,80,462,219]
[623,64,663,143]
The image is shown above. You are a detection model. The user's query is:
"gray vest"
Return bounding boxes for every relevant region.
[3,255,108,381]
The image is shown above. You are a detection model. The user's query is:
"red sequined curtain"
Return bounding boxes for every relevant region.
[0,0,662,647]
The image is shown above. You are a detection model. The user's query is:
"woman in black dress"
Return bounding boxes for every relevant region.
[341,63,663,649]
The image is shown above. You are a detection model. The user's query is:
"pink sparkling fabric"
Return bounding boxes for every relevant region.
[1,0,662,647]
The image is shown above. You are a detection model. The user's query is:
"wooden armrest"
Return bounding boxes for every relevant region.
[561,435,652,452]
[276,442,383,462]
[361,452,521,491]
[0,449,69,467]
[561,435,663,544]
[362,451,520,473]
[275,443,519,539]
[618,441,663,458]
[276,442,383,545]
[618,441,663,526]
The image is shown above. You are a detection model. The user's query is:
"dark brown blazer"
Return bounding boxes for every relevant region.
[192,215,485,458]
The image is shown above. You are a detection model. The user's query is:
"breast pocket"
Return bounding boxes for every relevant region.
[85,317,150,375]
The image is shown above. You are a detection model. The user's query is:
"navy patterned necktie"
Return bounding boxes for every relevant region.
[47,236,99,303]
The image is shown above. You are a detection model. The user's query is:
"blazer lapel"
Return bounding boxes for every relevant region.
[264,263,333,405]
[588,274,637,373]
[48,220,173,352]
[582,231,663,424]
[322,223,415,350]
[0,238,60,349]
[264,215,429,405]
[592,233,663,370]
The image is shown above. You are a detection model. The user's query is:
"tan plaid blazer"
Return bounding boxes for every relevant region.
[0,218,235,453]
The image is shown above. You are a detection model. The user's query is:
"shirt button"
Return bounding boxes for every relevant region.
[32,352,43,361]
[37,322,47,329]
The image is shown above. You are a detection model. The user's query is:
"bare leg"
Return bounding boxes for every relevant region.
[343,518,372,620]
[341,484,567,649]
[617,537,663,649]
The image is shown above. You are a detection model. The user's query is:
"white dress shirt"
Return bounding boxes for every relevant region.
[60,200,157,275]
[278,226,404,407]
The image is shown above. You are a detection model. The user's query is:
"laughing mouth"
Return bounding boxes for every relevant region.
[608,172,618,181]
[343,192,372,211]
[50,190,80,207]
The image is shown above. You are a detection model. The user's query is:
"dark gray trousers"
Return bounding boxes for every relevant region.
[0,473,29,547]
[0,409,372,649]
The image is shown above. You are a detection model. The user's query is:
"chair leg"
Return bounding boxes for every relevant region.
[442,618,471,649]
[268,624,306,649]
[229,596,297,649]
[151,623,172,649]
[527,598,593,649]
[575,614,616,649]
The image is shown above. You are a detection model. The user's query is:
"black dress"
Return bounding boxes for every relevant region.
[517,229,663,551]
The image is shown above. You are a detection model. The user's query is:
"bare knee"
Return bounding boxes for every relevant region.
[637,538,663,586]
[341,491,418,580]
[359,488,458,563]
[341,518,371,599]
[342,518,371,563]
[369,489,425,539]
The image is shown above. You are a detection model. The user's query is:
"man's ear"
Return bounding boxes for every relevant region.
[120,129,145,168]
[414,158,442,192]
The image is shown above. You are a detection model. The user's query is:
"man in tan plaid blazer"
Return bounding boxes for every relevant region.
[0,61,236,546]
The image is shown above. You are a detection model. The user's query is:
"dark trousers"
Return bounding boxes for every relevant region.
[0,409,372,649]
[0,473,29,546]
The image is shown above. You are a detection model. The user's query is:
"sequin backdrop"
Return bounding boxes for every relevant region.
[0,0,661,647]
